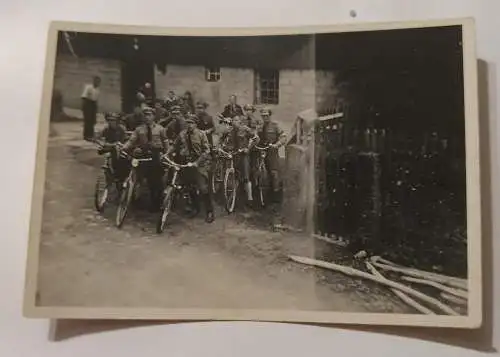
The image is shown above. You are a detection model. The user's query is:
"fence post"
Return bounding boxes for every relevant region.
[372,153,382,250]
[307,123,317,235]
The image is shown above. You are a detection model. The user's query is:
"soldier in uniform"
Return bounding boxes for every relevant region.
[167,115,215,223]
[164,90,178,111]
[95,112,129,184]
[243,104,261,185]
[256,108,286,202]
[182,91,195,115]
[121,106,169,212]
[219,115,260,203]
[194,102,215,149]
[194,101,216,185]
[154,99,168,123]
[242,104,260,132]
[221,94,243,119]
[97,112,127,144]
[123,105,144,131]
[164,105,187,142]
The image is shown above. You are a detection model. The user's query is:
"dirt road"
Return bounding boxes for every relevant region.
[36,121,410,314]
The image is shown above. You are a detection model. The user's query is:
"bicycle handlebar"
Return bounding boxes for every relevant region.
[254,145,272,151]
[119,150,153,162]
[217,147,245,158]
[94,140,123,149]
[161,155,194,169]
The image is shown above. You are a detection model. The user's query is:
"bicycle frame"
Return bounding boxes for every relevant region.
[161,155,192,190]
[94,141,121,213]
[252,144,273,208]
[217,147,244,169]
[94,141,124,177]
[120,151,153,188]
[217,147,246,213]
[156,155,195,233]
[254,144,271,171]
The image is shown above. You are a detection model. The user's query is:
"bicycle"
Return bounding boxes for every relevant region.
[217,147,245,214]
[210,119,232,196]
[115,150,153,228]
[253,144,272,209]
[93,141,124,213]
[156,155,195,234]
[211,148,225,196]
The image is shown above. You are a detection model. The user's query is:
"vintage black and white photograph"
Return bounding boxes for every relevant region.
[24,19,481,327]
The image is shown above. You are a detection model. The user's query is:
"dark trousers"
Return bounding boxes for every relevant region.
[109,150,130,183]
[182,167,214,214]
[101,147,130,184]
[235,153,250,183]
[140,151,164,210]
[265,149,280,192]
[251,149,280,192]
[82,99,97,140]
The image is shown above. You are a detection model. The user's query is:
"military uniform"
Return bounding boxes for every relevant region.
[219,124,259,183]
[257,120,286,193]
[170,126,214,219]
[96,121,129,183]
[122,121,169,210]
[245,113,262,183]
[164,96,178,111]
[154,106,168,123]
[244,113,261,133]
[221,103,243,118]
[124,106,144,131]
[182,98,195,115]
[98,123,127,144]
[165,115,187,142]
[122,123,169,152]
[195,111,215,148]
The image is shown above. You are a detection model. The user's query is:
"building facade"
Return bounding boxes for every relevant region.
[53,33,343,134]
[54,56,340,134]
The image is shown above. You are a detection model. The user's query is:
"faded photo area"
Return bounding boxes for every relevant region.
[36,24,469,318]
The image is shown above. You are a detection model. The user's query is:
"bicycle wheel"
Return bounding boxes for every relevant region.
[211,160,223,195]
[210,169,217,195]
[94,170,111,213]
[255,165,268,209]
[115,177,134,228]
[223,168,237,213]
[156,186,175,234]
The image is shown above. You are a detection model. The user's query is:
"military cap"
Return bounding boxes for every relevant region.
[105,112,119,121]
[260,107,272,116]
[185,114,197,124]
[142,106,154,115]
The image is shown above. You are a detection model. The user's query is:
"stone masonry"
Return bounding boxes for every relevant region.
[54,55,340,136]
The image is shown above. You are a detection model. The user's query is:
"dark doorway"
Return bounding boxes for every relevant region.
[121,58,155,113]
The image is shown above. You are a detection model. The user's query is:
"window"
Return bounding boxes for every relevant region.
[255,69,279,105]
[205,67,221,82]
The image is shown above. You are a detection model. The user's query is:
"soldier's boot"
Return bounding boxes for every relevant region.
[203,193,215,223]
[270,171,281,204]
[187,191,200,218]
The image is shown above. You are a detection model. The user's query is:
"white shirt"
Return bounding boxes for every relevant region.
[81,84,100,102]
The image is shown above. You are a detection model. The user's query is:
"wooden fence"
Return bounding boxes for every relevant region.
[314,116,467,275]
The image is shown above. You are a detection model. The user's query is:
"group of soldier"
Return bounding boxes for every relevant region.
[95,89,286,224]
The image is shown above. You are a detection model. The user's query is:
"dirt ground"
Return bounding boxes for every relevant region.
[35,120,410,314]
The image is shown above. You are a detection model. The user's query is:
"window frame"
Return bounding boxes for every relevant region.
[205,66,221,82]
[254,69,280,105]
